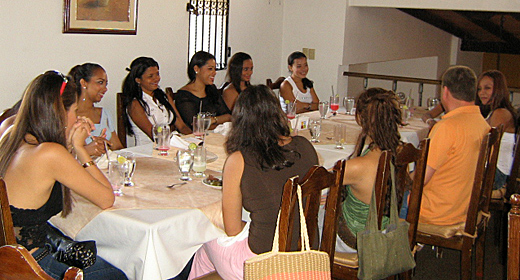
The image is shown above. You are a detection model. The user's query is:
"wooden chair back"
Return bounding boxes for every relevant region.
[116,92,127,148]
[0,178,16,246]
[466,126,502,236]
[396,139,430,249]
[506,134,520,200]
[165,87,176,99]
[509,194,520,280]
[266,77,284,90]
[0,245,83,280]
[278,159,346,267]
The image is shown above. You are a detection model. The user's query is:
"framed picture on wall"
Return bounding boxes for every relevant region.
[63,0,138,34]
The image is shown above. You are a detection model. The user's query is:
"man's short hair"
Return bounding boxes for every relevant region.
[441,65,477,102]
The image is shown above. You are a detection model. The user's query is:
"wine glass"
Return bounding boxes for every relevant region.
[309,119,321,143]
[192,146,207,178]
[330,96,339,116]
[343,97,355,115]
[156,125,171,156]
[319,101,329,119]
[117,152,136,187]
[177,150,193,181]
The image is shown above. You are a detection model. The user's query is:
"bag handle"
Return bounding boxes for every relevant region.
[365,163,399,231]
[272,183,311,253]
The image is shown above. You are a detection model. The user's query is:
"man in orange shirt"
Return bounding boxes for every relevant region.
[419,66,490,225]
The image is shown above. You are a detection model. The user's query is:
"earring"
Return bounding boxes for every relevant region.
[195,71,198,74]
[83,87,86,89]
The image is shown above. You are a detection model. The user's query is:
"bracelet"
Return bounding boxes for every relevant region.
[82,161,96,168]
[213,116,218,124]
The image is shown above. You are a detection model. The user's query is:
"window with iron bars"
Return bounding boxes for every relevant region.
[187,0,229,70]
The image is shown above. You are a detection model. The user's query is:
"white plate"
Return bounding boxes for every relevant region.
[202,176,222,190]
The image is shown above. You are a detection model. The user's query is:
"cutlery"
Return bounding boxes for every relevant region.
[166,182,187,189]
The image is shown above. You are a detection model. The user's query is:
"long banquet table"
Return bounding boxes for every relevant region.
[50,109,430,280]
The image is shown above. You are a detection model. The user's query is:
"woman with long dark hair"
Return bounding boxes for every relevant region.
[279,51,320,113]
[175,51,232,130]
[0,71,127,279]
[336,88,403,252]
[122,57,190,146]
[475,70,517,196]
[188,85,318,279]
[69,63,124,154]
[222,52,253,111]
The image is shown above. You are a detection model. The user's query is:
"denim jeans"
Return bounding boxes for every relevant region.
[494,168,508,190]
[33,247,128,280]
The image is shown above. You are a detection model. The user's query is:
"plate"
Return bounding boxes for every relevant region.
[202,176,222,190]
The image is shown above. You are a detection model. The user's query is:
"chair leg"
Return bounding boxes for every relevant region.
[460,242,473,280]
[475,233,486,280]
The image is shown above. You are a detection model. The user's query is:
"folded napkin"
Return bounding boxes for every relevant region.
[170,135,190,149]
[214,122,232,136]
[95,150,118,169]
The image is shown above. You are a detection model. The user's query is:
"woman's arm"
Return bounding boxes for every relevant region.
[108,131,124,150]
[128,99,154,140]
[222,151,246,236]
[279,80,295,103]
[488,108,515,132]
[279,81,316,113]
[421,104,444,124]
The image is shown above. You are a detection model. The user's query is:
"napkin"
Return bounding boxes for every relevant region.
[170,135,190,149]
[214,122,231,136]
[95,150,118,169]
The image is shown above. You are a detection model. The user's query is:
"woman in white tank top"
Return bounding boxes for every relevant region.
[279,51,320,114]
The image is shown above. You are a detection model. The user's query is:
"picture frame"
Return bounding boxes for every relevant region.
[63,0,138,35]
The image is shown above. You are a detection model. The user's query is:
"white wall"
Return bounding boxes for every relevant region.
[280,0,347,101]
[0,1,284,122]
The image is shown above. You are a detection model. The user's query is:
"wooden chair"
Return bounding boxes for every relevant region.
[165,87,176,99]
[330,151,391,279]
[395,139,430,279]
[116,92,127,148]
[266,77,284,90]
[508,194,520,280]
[0,179,83,279]
[415,126,503,280]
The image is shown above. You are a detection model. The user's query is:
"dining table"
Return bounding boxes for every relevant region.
[49,107,430,280]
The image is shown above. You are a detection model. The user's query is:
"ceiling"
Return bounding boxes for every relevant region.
[399,9,520,55]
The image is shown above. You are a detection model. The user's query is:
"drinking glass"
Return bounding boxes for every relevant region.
[118,152,136,187]
[330,96,339,116]
[108,161,124,196]
[193,116,205,139]
[309,119,321,143]
[192,146,207,178]
[152,124,161,150]
[333,124,346,149]
[289,115,300,136]
[343,97,355,115]
[401,105,411,124]
[177,149,193,181]
[156,125,171,156]
[203,116,212,135]
[286,101,297,120]
[319,101,329,119]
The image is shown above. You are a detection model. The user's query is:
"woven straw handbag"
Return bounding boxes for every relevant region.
[244,184,331,280]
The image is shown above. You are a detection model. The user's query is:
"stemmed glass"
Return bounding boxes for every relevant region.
[343,97,355,115]
[309,119,321,143]
[192,146,207,178]
[330,96,339,116]
[319,101,329,119]
[177,150,193,181]
[117,152,136,187]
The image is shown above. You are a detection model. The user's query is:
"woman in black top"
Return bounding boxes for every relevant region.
[175,51,231,130]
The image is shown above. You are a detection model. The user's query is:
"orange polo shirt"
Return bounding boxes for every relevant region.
[419,105,490,225]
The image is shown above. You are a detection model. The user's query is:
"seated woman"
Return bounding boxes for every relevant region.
[279,51,319,113]
[222,52,253,111]
[0,99,21,137]
[175,51,232,130]
[0,71,127,279]
[336,88,403,252]
[122,57,190,146]
[475,70,517,196]
[69,63,123,155]
[188,85,319,280]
